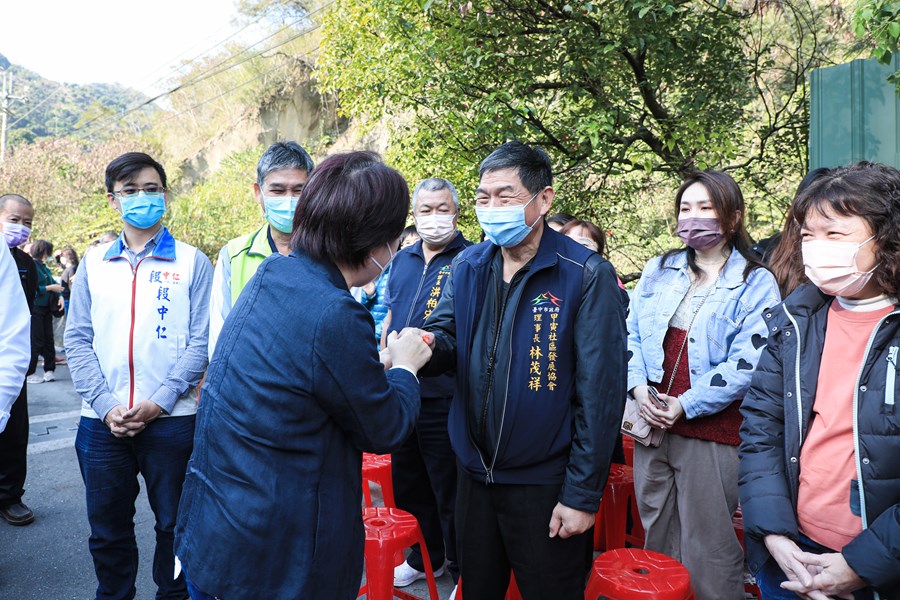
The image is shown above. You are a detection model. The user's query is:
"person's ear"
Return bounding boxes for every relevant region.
[253,182,265,214]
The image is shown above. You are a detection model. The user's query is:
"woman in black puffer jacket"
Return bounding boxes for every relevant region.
[739,162,900,600]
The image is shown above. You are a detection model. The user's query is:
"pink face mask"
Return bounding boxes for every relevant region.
[676,217,723,250]
[802,236,877,297]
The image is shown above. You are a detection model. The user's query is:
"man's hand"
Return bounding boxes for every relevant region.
[105,401,163,438]
[781,552,864,599]
[548,503,595,539]
[46,283,64,293]
[104,405,146,438]
[399,327,435,350]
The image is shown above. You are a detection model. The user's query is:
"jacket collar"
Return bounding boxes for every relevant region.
[662,247,748,289]
[289,248,348,291]
[408,230,469,260]
[467,223,566,272]
[247,224,275,258]
[779,283,900,318]
[103,226,175,261]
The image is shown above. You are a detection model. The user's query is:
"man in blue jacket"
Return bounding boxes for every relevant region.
[380,177,472,590]
[414,142,627,599]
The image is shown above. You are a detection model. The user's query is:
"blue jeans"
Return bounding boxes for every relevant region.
[756,534,874,600]
[75,415,195,600]
[186,578,219,600]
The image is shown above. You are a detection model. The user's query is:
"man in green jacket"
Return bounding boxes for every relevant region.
[208,142,314,358]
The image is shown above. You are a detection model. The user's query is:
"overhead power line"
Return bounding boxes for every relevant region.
[69,2,334,139]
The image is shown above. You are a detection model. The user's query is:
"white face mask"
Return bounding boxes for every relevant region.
[415,214,456,246]
[802,236,878,297]
[369,242,396,275]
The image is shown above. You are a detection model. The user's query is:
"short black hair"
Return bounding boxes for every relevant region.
[479,141,553,194]
[257,141,315,187]
[0,194,32,212]
[105,152,167,194]
[290,152,409,268]
[546,212,575,228]
[30,239,53,260]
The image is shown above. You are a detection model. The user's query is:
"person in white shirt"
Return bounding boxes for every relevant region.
[0,244,30,434]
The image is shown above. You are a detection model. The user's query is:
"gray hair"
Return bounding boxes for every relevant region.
[412,178,459,213]
[256,141,315,187]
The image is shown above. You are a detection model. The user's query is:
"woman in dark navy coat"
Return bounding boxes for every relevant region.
[175,152,431,600]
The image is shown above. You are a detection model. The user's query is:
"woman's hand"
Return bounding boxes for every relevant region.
[388,328,433,372]
[764,535,821,594]
[635,387,684,429]
[46,283,63,293]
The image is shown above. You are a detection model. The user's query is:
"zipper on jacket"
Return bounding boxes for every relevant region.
[479,278,510,483]
[886,346,898,407]
[403,263,430,329]
[781,305,805,446]
[852,309,900,537]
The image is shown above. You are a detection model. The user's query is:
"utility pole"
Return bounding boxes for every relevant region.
[1,72,24,164]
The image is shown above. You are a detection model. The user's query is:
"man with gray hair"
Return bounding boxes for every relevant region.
[410,142,627,598]
[208,141,314,356]
[380,177,471,592]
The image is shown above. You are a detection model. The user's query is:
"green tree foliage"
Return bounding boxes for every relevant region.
[166,146,268,259]
[0,136,159,254]
[317,0,854,273]
[852,0,900,85]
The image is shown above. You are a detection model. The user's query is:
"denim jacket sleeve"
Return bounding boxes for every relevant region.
[625,257,660,392]
[678,266,781,419]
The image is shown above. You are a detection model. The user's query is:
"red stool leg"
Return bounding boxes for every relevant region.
[363,537,398,600]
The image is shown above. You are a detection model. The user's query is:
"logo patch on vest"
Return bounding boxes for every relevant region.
[528,291,562,393]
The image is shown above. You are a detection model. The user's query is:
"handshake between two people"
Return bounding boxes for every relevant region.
[378,327,435,373]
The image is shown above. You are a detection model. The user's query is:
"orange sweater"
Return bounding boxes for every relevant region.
[797,301,894,551]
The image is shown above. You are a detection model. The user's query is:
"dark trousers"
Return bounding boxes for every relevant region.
[75,416,195,600]
[456,472,593,600]
[392,395,458,578]
[28,306,55,375]
[0,385,28,507]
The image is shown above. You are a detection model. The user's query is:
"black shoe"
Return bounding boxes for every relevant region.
[0,502,35,525]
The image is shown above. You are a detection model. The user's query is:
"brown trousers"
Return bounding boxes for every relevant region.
[633,434,744,600]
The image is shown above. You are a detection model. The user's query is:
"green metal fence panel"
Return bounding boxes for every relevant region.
[809,56,900,170]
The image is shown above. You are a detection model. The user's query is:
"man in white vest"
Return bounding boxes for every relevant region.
[66,152,213,600]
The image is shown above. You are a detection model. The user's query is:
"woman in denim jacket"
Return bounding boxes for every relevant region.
[626,170,780,600]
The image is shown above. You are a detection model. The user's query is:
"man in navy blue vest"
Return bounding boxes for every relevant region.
[380,178,472,591]
[412,142,627,599]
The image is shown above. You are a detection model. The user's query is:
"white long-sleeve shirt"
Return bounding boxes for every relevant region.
[0,246,31,432]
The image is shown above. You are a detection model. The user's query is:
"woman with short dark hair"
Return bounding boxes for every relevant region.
[175,152,433,600]
[26,239,63,384]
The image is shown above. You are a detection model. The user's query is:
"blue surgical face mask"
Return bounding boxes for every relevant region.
[263,195,299,234]
[118,191,166,229]
[475,191,541,247]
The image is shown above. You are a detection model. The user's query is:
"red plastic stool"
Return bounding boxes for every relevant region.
[358,507,439,600]
[594,464,644,551]
[455,572,522,600]
[585,549,695,600]
[362,453,395,508]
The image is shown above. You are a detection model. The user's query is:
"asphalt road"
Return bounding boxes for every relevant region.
[0,362,455,599]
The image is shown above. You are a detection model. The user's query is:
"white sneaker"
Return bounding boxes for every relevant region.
[42,371,56,382]
[448,584,458,600]
[393,560,445,588]
[26,375,43,385]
